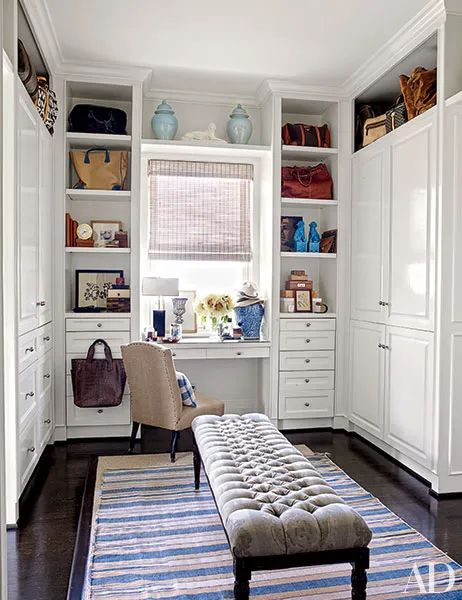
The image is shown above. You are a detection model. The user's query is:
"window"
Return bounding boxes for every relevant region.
[148,160,253,262]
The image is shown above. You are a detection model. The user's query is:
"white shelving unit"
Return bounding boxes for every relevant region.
[280,252,336,259]
[66,189,131,202]
[281,145,338,160]
[65,247,131,254]
[66,132,132,149]
[281,198,338,208]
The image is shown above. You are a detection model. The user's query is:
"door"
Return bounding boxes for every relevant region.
[38,126,53,326]
[17,86,39,335]
[385,113,436,331]
[349,320,386,437]
[351,145,389,323]
[384,326,434,467]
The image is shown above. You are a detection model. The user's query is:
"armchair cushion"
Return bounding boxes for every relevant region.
[176,371,197,407]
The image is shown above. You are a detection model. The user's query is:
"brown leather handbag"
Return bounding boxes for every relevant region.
[282,123,331,147]
[281,164,333,199]
[71,339,126,408]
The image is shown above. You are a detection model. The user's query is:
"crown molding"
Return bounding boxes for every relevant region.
[342,0,446,99]
[258,79,344,103]
[21,0,63,75]
[445,0,462,16]
[144,83,260,109]
[57,60,151,84]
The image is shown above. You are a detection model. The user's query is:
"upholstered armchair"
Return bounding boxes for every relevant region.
[121,341,224,461]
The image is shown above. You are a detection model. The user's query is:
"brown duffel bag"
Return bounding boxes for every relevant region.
[281,164,333,199]
[282,123,331,147]
[71,339,126,408]
[400,67,437,120]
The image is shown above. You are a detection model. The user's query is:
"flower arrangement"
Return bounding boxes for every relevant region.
[195,293,235,329]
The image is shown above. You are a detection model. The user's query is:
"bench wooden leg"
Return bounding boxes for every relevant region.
[192,435,201,490]
[351,548,369,599]
[233,558,250,600]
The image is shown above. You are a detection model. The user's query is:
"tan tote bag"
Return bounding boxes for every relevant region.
[71,147,128,190]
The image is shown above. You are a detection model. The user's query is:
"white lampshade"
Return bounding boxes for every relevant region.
[142,277,179,297]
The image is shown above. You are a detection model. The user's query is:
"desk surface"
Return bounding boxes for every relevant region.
[161,336,271,350]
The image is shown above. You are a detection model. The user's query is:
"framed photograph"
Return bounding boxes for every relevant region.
[165,290,197,334]
[75,270,124,311]
[295,289,312,313]
[91,221,122,246]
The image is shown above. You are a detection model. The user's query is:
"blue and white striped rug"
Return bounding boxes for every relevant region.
[83,451,462,599]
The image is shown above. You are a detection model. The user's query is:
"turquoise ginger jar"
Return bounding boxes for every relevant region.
[151,100,178,140]
[227,104,252,144]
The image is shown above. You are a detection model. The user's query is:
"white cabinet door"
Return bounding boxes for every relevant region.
[38,126,53,326]
[386,114,436,331]
[384,326,434,467]
[349,320,385,438]
[17,88,40,335]
[351,146,388,323]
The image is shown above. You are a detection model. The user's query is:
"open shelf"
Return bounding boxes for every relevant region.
[281,252,336,259]
[281,198,338,208]
[282,145,338,161]
[66,189,131,202]
[142,139,271,157]
[66,132,132,149]
[65,247,131,254]
[280,312,337,319]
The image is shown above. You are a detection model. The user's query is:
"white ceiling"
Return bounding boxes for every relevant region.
[45,0,428,96]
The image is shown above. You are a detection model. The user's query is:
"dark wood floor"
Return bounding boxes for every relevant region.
[7,430,462,600]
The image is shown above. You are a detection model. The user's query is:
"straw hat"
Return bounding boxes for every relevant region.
[236,281,262,307]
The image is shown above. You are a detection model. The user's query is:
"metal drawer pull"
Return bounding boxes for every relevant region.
[305,323,311,327]
[25,391,34,399]
[305,358,311,363]
[44,373,51,379]
[378,343,384,349]
[44,419,51,424]
[305,339,311,343]
[25,346,34,354]
[384,345,390,350]
[97,323,102,328]
[305,378,310,383]
[27,446,35,453]
[36,300,46,306]
[172,352,176,357]
[236,351,242,356]
[43,336,51,341]
[97,409,104,414]
[304,402,311,407]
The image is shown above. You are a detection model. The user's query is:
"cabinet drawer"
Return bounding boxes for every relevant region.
[18,364,38,431]
[37,351,53,399]
[279,370,334,392]
[206,346,270,360]
[66,317,131,332]
[279,390,334,419]
[170,347,207,360]
[19,419,38,491]
[280,330,335,351]
[280,350,335,371]
[38,390,53,450]
[66,331,130,354]
[36,322,53,357]
[18,330,38,373]
[66,395,130,427]
[280,318,336,332]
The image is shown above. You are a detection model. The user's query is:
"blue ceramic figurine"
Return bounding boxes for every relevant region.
[294,220,307,252]
[308,221,321,252]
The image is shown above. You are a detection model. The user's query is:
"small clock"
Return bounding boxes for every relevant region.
[76,223,93,241]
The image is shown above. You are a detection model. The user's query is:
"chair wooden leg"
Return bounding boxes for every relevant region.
[170,430,180,462]
[192,434,201,490]
[128,421,140,453]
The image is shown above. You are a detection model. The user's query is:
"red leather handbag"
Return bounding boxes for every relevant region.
[282,123,331,147]
[281,164,333,199]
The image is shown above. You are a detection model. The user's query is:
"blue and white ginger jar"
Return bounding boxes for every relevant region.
[151,100,178,140]
[234,303,264,339]
[227,104,252,144]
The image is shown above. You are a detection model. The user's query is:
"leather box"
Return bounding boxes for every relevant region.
[281,290,295,298]
[286,280,313,290]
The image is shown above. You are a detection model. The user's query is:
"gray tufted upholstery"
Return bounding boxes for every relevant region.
[192,413,372,558]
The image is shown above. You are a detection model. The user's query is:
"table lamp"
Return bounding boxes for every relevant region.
[142,277,179,338]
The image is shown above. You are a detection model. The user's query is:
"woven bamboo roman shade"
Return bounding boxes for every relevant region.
[148,160,253,261]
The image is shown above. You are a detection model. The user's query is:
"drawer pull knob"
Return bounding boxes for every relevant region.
[36,301,46,306]
[305,339,311,343]
[97,409,103,414]
[384,345,390,350]
[305,378,310,383]
[27,446,35,453]
[44,419,51,424]
[97,323,102,328]
[304,402,311,407]
[43,336,50,341]
[25,391,34,399]
[44,373,51,379]
[306,323,311,327]
[236,351,242,356]
[25,346,34,354]
[172,352,176,357]
[378,343,384,349]
[305,358,311,363]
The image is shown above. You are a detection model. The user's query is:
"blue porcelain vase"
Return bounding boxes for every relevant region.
[151,100,178,140]
[227,104,252,144]
[234,303,264,339]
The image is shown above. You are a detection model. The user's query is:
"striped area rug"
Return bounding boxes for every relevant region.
[83,450,462,599]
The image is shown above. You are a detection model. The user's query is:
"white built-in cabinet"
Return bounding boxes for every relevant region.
[351,110,436,332]
[38,126,53,326]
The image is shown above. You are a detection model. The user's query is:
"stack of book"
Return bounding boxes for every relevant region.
[106,284,130,313]
[280,270,312,313]
[65,213,94,247]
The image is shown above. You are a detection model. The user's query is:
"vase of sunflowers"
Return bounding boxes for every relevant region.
[195,293,235,332]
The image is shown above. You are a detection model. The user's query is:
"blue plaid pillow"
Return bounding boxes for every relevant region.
[176,371,197,407]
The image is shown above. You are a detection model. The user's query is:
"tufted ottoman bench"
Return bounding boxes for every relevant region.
[191,413,372,599]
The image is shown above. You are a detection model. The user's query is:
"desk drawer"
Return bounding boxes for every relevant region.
[36,322,53,357]
[280,318,336,332]
[170,347,207,360]
[280,350,335,371]
[18,363,38,431]
[280,330,335,351]
[66,331,130,354]
[66,395,130,427]
[279,390,334,419]
[18,330,38,373]
[206,346,270,360]
[66,318,131,332]
[279,370,334,392]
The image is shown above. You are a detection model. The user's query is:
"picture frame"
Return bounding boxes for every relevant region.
[91,220,122,246]
[294,289,312,313]
[74,269,124,311]
[165,290,197,334]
